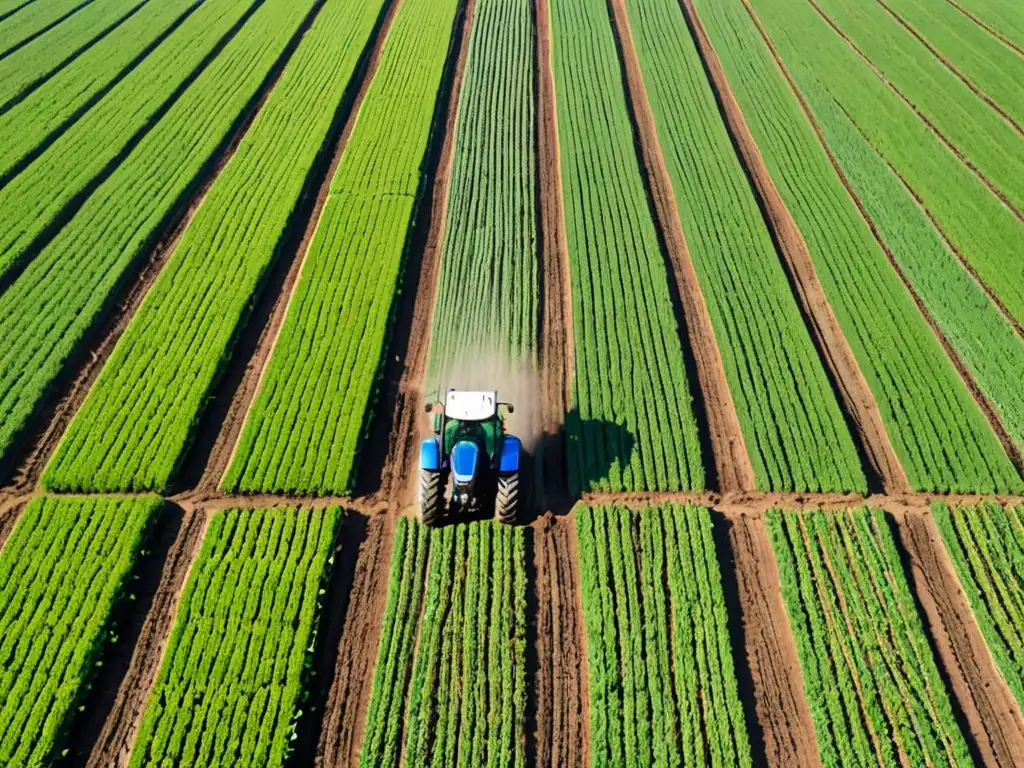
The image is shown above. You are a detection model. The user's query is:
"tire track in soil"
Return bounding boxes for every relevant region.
[893,509,1024,766]
[605,0,755,495]
[532,514,589,767]
[0,0,332,496]
[354,0,474,511]
[680,0,909,495]
[312,513,393,768]
[176,0,403,494]
[940,0,1024,59]
[75,505,209,768]
[715,511,822,768]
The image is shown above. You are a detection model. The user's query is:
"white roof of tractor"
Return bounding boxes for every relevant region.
[445,389,497,421]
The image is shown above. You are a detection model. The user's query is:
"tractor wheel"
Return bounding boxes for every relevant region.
[495,472,519,525]
[419,469,444,526]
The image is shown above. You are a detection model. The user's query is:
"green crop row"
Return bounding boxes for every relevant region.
[0,0,149,107]
[425,0,537,386]
[933,501,1024,710]
[952,0,1024,50]
[0,0,321,481]
[129,507,340,767]
[0,0,100,59]
[768,508,971,766]
[0,0,246,275]
[576,504,751,767]
[42,0,388,493]
[360,519,527,767]
[0,495,161,765]
[549,0,704,493]
[745,0,1024,326]
[690,0,1024,492]
[625,0,865,493]
[222,0,460,495]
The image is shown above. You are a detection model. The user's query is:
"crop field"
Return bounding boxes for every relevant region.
[4,0,1024,763]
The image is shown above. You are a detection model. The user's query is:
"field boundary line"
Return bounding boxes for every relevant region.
[680,0,909,494]
[606,0,756,494]
[940,0,1024,59]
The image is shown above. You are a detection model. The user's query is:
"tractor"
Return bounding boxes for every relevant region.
[418,389,521,525]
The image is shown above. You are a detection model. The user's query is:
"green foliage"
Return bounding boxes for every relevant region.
[692,0,1024,492]
[767,507,972,766]
[626,0,865,493]
[549,0,704,493]
[575,504,751,767]
[359,519,527,767]
[0,0,110,65]
[0,0,254,277]
[425,0,537,384]
[42,0,388,492]
[0,0,321,480]
[128,506,340,767]
[933,501,1024,710]
[0,495,162,765]
[222,0,460,495]
[949,0,1024,50]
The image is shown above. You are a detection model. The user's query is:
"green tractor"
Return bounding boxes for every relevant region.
[419,389,521,526]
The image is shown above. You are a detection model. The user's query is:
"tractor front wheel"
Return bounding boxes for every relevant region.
[419,469,445,526]
[495,471,519,525]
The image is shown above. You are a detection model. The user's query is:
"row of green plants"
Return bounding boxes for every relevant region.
[0,0,104,61]
[0,0,322,480]
[691,0,1024,492]
[129,507,340,766]
[626,0,865,493]
[768,507,972,766]
[360,519,527,767]
[745,0,1024,327]
[0,0,251,274]
[549,0,705,494]
[576,504,751,767]
[42,0,388,492]
[222,0,460,495]
[0,495,162,765]
[956,0,1024,49]
[932,501,1024,711]
[425,0,538,386]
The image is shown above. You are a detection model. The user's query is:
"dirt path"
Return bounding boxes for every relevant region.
[359,0,474,511]
[680,0,908,495]
[606,0,755,494]
[532,513,589,767]
[80,506,209,768]
[894,510,1024,765]
[718,512,822,767]
[314,513,393,767]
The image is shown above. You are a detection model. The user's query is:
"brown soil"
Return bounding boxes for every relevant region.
[360,0,474,511]
[314,513,393,767]
[894,509,1024,765]
[534,0,574,510]
[606,0,755,494]
[531,513,589,767]
[0,497,26,554]
[680,0,909,495]
[81,506,209,767]
[941,0,1024,58]
[721,513,822,767]
[177,0,403,493]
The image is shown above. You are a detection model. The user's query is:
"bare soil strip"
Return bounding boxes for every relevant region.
[356,0,474,510]
[894,509,1024,765]
[732,0,1024,478]
[313,513,393,767]
[941,0,1024,59]
[79,505,209,767]
[531,514,589,767]
[0,497,25,555]
[534,0,575,511]
[197,0,404,493]
[680,0,909,495]
[802,0,1024,225]
[0,0,331,497]
[715,512,822,767]
[606,0,755,494]
[871,0,1024,136]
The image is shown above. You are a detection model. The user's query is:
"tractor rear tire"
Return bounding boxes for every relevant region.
[495,471,519,525]
[419,469,444,526]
